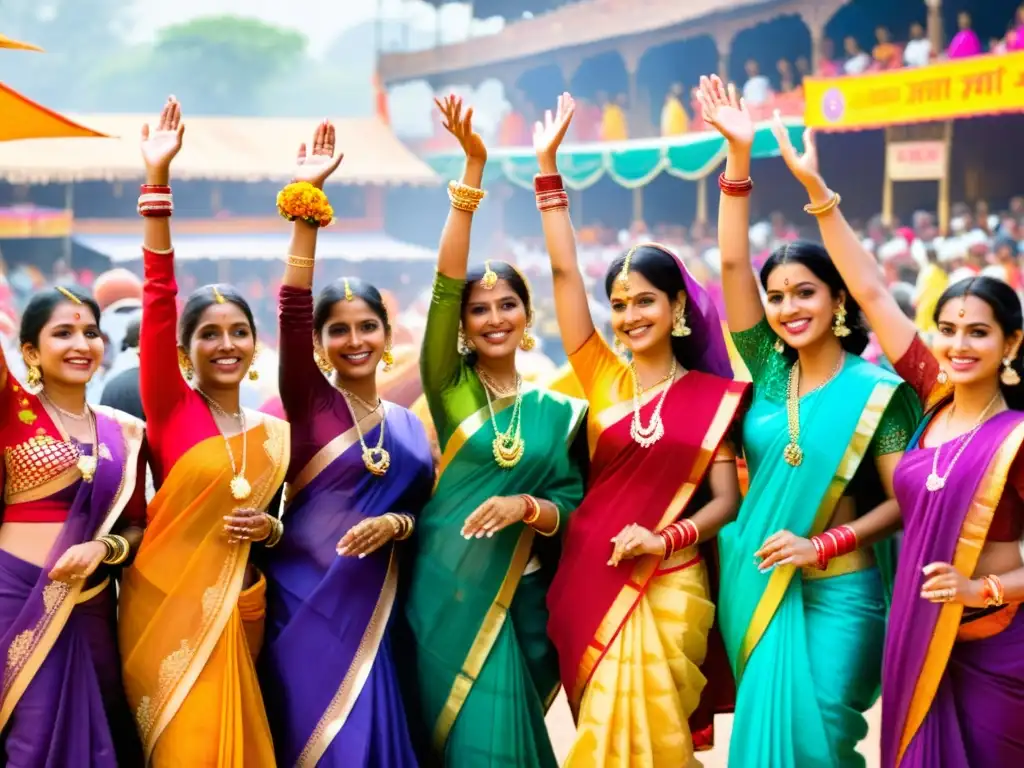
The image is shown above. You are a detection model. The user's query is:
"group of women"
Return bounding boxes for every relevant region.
[0,74,1019,768]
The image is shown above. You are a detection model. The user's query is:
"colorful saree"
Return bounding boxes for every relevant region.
[882,408,1024,767]
[400,271,586,767]
[0,406,144,766]
[119,420,289,766]
[720,320,921,767]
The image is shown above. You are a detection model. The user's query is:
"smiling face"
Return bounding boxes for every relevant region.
[462,279,528,362]
[185,303,255,389]
[609,270,679,358]
[22,301,103,388]
[319,297,388,382]
[934,294,1021,386]
[764,262,842,352]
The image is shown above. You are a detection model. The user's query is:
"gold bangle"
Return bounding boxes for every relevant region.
[98,534,130,565]
[803,192,841,217]
[521,495,541,525]
[448,180,486,200]
[536,507,561,538]
[386,513,414,541]
[398,514,414,540]
[286,254,316,269]
[264,517,284,548]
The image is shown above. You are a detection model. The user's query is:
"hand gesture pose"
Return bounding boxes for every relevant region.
[141,96,185,184]
[533,92,575,174]
[48,541,108,583]
[755,529,817,571]
[223,508,272,545]
[293,120,345,189]
[607,524,664,567]
[435,94,487,164]
[337,516,397,558]
[696,74,754,150]
[461,496,525,539]
[920,562,987,608]
[770,110,824,191]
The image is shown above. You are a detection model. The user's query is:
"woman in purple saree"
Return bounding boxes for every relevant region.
[772,116,1024,767]
[259,127,434,767]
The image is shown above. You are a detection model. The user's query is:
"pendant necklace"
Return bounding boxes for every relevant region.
[41,394,97,481]
[925,392,1001,492]
[783,352,845,467]
[341,389,390,476]
[478,370,524,469]
[628,358,677,448]
[196,389,251,500]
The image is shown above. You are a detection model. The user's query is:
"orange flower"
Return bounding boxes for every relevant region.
[276,182,335,228]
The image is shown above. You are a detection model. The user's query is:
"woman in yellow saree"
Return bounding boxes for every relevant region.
[118,97,289,766]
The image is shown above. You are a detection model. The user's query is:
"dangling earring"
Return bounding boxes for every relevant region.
[314,348,333,375]
[613,337,627,358]
[458,326,474,355]
[519,318,536,352]
[774,338,785,355]
[671,304,691,337]
[382,341,395,373]
[177,349,194,382]
[247,344,260,381]
[833,304,851,338]
[1002,357,1021,386]
[936,369,949,385]
[24,364,42,395]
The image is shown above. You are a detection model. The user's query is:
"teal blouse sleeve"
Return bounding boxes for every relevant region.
[731,317,790,400]
[870,382,923,457]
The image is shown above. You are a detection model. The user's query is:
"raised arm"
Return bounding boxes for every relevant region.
[698,75,764,333]
[533,92,595,355]
[138,97,189,423]
[771,114,918,365]
[434,95,488,280]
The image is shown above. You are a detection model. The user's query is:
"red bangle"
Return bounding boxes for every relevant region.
[521,495,541,525]
[811,536,828,569]
[534,173,564,193]
[140,184,171,194]
[660,529,675,558]
[718,172,753,197]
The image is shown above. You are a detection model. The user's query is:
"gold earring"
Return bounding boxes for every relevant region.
[1002,357,1021,386]
[671,305,691,337]
[458,327,474,354]
[247,345,260,381]
[613,337,627,358]
[936,369,949,385]
[833,304,851,338]
[314,348,333,375]
[519,322,536,351]
[24,364,42,394]
[382,343,394,373]
[774,338,785,354]
[177,349,194,382]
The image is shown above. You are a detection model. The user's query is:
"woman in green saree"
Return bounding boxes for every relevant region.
[398,95,586,767]
[699,75,922,766]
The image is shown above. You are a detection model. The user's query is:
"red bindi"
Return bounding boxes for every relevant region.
[74,312,81,320]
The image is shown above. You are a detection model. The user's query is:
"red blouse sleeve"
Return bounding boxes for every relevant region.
[119,445,149,529]
[989,450,1024,542]
[139,247,190,425]
[893,334,941,408]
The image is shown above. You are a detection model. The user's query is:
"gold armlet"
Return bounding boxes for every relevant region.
[285,254,316,269]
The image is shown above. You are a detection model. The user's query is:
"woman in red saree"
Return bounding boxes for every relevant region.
[538,94,749,767]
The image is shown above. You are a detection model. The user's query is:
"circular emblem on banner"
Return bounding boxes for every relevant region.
[821,88,846,123]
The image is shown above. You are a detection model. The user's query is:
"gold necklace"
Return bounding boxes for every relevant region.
[481,372,524,469]
[476,367,518,398]
[628,359,677,448]
[783,352,845,467]
[196,389,250,500]
[341,388,381,415]
[925,392,1001,492]
[44,396,89,420]
[342,391,390,476]
[40,394,98,480]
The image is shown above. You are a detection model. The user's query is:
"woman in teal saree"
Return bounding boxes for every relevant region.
[699,75,922,766]
[398,96,586,767]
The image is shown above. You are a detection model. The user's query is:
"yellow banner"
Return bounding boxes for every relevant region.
[804,52,1024,130]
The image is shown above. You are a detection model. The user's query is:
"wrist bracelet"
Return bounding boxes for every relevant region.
[263,517,285,548]
[285,254,316,269]
[718,173,753,197]
[97,534,130,566]
[804,192,841,217]
[521,495,541,525]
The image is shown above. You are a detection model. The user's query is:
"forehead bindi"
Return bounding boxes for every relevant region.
[47,303,97,329]
[939,296,994,326]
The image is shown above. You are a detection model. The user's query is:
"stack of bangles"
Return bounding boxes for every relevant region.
[803,192,842,217]
[448,181,486,213]
[534,173,569,212]
[138,184,173,217]
[520,494,559,537]
[981,573,1006,607]
[263,517,285,548]
[810,525,858,570]
[97,534,130,566]
[718,173,753,197]
[384,512,415,541]
[660,519,699,558]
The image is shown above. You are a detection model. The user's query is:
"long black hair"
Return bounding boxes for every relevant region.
[20,286,101,348]
[759,240,870,361]
[459,261,532,367]
[935,276,1024,411]
[313,278,391,339]
[603,245,703,370]
[178,284,256,349]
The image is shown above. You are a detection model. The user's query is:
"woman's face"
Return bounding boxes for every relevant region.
[609,270,679,358]
[764,262,842,352]
[934,295,1020,387]
[22,301,103,388]
[319,297,387,382]
[185,302,255,389]
[462,279,528,362]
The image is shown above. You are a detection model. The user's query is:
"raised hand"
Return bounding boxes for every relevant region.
[533,92,575,173]
[771,110,823,190]
[696,75,754,149]
[294,120,344,189]
[141,96,185,182]
[435,94,487,164]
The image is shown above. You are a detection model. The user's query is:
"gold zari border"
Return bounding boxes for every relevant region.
[285,408,385,504]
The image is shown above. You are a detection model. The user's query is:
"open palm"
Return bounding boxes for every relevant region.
[293,120,344,189]
[140,97,185,174]
[533,92,575,163]
[697,75,754,148]
[436,94,487,163]
[771,112,822,188]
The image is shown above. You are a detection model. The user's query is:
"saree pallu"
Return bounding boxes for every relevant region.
[400,388,586,767]
[547,372,748,767]
[119,420,289,766]
[882,410,1024,768]
[0,407,143,767]
[718,357,907,767]
[260,406,433,767]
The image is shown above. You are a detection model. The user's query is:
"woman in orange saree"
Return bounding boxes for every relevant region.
[118,98,289,766]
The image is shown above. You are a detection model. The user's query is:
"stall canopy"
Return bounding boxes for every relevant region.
[424,118,804,190]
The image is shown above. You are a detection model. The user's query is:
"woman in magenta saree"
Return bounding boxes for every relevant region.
[258,125,434,767]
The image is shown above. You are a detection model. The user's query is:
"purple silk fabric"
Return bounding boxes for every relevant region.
[882,410,1024,767]
[260,406,433,767]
